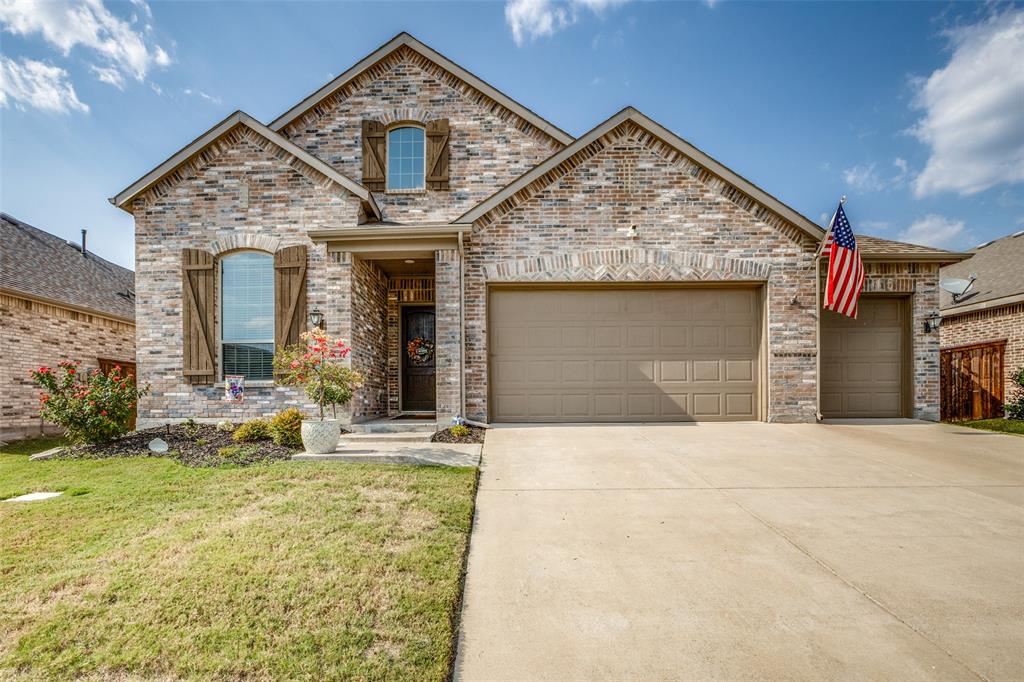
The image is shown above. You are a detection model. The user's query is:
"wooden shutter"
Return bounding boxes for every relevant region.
[274,245,308,356]
[181,248,216,384]
[362,120,386,191]
[426,118,450,190]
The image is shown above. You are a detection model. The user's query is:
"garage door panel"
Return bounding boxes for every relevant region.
[490,288,760,422]
[661,360,688,382]
[627,360,655,383]
[693,360,721,382]
[821,297,906,418]
[726,393,755,417]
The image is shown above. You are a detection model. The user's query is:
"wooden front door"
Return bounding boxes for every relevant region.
[402,306,436,412]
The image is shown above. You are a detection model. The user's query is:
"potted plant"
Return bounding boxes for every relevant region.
[273,328,363,454]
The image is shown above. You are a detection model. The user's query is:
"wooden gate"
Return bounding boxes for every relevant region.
[940,341,1005,421]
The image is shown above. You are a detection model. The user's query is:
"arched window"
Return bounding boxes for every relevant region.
[220,251,274,380]
[387,125,425,190]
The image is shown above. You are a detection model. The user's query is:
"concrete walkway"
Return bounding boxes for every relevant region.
[454,421,1024,681]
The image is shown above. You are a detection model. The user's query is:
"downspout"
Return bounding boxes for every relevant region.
[458,230,467,423]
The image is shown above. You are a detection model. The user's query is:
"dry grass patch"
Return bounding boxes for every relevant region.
[0,450,476,680]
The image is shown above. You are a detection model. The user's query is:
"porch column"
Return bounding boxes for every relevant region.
[434,248,462,425]
[325,250,355,425]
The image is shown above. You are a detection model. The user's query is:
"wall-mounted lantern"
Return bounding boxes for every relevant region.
[923,311,941,333]
[308,307,324,329]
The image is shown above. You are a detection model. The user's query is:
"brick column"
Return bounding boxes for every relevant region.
[326,251,355,425]
[434,249,462,425]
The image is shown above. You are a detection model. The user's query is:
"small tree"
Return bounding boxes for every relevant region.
[30,361,147,444]
[1005,366,1024,420]
[273,328,363,420]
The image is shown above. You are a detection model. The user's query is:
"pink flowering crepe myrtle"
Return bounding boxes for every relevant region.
[30,360,147,444]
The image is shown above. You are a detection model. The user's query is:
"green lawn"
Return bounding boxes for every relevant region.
[0,436,68,457]
[0,442,477,680]
[956,418,1024,436]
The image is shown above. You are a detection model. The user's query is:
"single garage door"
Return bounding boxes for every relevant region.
[821,296,907,418]
[489,287,761,422]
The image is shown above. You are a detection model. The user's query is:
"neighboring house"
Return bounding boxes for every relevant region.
[939,231,1024,419]
[111,33,964,428]
[0,213,136,440]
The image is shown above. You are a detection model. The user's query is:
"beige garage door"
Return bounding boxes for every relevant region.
[489,287,761,422]
[821,296,907,418]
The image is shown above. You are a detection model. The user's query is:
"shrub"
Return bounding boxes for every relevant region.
[217,444,258,462]
[269,408,304,448]
[233,419,272,443]
[449,424,471,439]
[1005,366,1024,420]
[29,361,148,445]
[216,420,234,432]
[181,418,200,438]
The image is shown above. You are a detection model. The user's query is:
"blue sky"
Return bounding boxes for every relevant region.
[2,1,1022,269]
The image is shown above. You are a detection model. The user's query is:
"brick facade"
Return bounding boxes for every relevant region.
[132,127,362,427]
[463,128,819,422]
[125,36,949,428]
[941,303,1024,400]
[1,293,135,440]
[281,46,563,225]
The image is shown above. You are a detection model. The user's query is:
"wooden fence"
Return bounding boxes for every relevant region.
[940,340,1005,421]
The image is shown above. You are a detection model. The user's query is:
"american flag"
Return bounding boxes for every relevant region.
[822,203,865,318]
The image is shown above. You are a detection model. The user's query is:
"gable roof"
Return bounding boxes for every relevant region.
[111,111,381,219]
[1,213,135,321]
[940,230,1024,314]
[454,107,827,245]
[268,32,573,147]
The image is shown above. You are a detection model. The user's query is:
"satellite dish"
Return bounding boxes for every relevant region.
[940,275,976,301]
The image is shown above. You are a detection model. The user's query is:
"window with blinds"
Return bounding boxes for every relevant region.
[220,252,274,380]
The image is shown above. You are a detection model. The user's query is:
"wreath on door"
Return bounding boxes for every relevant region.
[406,337,435,365]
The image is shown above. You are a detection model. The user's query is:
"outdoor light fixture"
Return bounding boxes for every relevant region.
[923,311,941,333]
[308,307,324,328]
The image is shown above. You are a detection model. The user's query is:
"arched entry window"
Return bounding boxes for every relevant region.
[220,251,274,380]
[387,125,425,190]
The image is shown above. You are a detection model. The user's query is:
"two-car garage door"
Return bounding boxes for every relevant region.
[488,287,762,422]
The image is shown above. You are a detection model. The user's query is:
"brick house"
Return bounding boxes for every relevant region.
[1,213,136,440]
[939,231,1024,417]
[112,33,965,428]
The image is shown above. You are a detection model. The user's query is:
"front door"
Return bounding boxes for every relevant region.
[402,306,436,412]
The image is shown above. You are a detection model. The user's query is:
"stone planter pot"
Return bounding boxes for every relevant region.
[300,419,340,454]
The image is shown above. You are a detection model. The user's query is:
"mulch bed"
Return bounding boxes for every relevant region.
[58,423,299,468]
[431,425,486,444]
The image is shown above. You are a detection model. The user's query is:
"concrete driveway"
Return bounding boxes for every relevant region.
[454,421,1024,681]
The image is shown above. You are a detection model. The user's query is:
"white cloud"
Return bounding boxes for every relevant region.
[505,0,630,46]
[0,0,171,87]
[89,64,123,89]
[842,163,885,192]
[898,214,969,249]
[183,88,221,105]
[892,157,909,184]
[0,55,88,113]
[911,9,1024,197]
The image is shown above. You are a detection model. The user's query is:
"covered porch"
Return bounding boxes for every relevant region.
[310,225,465,426]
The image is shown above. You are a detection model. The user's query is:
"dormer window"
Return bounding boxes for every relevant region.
[387,126,425,190]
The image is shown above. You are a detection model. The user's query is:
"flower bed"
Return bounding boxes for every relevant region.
[55,423,312,468]
[431,425,486,444]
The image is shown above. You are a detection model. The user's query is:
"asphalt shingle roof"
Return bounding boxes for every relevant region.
[856,234,964,259]
[940,230,1024,312]
[1,213,135,320]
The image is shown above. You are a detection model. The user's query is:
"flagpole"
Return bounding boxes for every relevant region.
[815,195,846,422]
